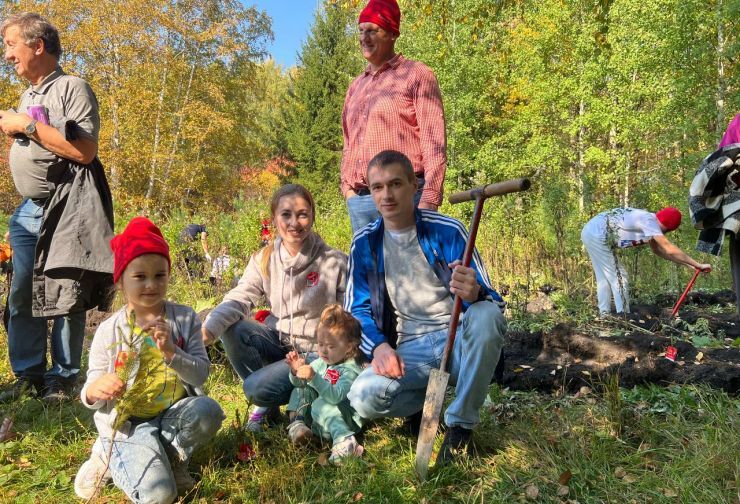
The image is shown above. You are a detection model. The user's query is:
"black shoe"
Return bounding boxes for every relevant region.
[436,426,473,466]
[42,376,75,403]
[401,410,423,438]
[0,377,42,402]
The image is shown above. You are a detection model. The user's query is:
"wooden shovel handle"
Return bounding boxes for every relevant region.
[448,177,531,204]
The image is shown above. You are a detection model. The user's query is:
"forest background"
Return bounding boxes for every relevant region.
[0,0,738,307]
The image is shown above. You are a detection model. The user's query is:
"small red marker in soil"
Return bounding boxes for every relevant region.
[665,346,678,362]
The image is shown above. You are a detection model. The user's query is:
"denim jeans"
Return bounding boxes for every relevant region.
[7,198,86,382]
[346,177,425,232]
[347,302,507,429]
[102,396,224,504]
[220,319,288,382]
[244,352,318,410]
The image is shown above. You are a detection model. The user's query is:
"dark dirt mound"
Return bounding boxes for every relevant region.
[502,322,739,394]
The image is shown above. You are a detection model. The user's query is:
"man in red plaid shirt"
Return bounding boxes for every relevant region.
[341,0,447,232]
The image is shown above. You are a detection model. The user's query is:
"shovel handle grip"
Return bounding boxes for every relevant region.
[448,177,531,204]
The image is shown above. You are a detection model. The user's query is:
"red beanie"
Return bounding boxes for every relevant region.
[655,207,682,232]
[359,0,401,36]
[110,217,171,283]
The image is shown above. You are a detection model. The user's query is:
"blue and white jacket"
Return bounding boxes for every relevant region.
[345,209,505,359]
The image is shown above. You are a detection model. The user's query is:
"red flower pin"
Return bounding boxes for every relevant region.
[324,368,340,385]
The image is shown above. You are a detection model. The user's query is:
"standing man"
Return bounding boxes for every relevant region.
[345,150,507,464]
[581,207,711,315]
[0,13,103,401]
[341,0,447,232]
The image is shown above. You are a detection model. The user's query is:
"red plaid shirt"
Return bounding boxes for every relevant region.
[340,54,447,206]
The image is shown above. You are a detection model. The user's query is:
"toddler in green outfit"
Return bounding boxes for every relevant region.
[286,304,364,464]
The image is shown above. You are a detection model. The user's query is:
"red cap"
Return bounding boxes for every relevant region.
[655,207,682,232]
[359,0,401,36]
[110,217,171,283]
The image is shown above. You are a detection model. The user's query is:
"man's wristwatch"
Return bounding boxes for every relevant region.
[25,119,37,137]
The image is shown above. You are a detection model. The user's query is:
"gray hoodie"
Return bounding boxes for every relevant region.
[205,232,347,354]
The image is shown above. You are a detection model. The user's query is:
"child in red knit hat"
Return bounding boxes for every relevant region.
[74,217,224,503]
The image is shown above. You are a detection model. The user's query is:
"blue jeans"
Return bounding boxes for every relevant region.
[220,319,288,382]
[244,352,318,410]
[7,198,86,382]
[102,396,224,504]
[347,302,507,429]
[346,177,425,232]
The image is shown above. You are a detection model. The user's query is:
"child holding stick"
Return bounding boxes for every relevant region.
[74,217,224,502]
[286,304,364,464]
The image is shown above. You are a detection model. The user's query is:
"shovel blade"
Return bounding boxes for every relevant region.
[414,367,450,480]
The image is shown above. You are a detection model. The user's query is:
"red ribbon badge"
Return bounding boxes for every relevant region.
[324,368,340,385]
[306,271,319,287]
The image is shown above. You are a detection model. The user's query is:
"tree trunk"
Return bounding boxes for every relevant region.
[159,56,197,211]
[144,66,169,206]
[577,98,586,213]
[716,0,726,134]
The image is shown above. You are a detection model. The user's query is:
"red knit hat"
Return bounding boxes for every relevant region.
[359,0,401,36]
[110,217,171,283]
[655,207,682,232]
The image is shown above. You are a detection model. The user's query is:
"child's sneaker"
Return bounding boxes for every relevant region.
[246,406,280,433]
[171,458,195,496]
[74,438,111,499]
[329,435,364,465]
[287,420,313,446]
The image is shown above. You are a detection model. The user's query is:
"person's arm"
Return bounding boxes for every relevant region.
[649,236,712,271]
[340,84,357,200]
[203,252,264,342]
[200,230,210,260]
[0,110,97,164]
[168,309,211,387]
[413,67,447,210]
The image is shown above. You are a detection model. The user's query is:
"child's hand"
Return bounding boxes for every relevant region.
[86,373,125,403]
[296,364,314,380]
[286,351,305,374]
[144,317,176,360]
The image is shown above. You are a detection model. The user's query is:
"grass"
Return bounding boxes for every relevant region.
[0,331,737,504]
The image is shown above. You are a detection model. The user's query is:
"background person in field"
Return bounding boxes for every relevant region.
[581,207,711,315]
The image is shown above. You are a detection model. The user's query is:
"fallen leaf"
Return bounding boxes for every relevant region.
[558,470,573,485]
[660,488,678,498]
[236,442,256,462]
[558,485,570,497]
[317,453,329,466]
[557,365,563,370]
[614,466,626,479]
[623,474,638,484]
[638,319,645,324]
[519,364,532,369]
[579,386,591,395]
[574,358,582,364]
[581,370,591,376]
[695,351,704,361]
[550,369,557,375]
[353,492,364,501]
[525,484,539,500]
[676,361,685,366]
[514,367,524,373]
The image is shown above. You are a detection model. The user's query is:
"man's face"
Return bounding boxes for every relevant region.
[368,162,417,228]
[3,25,40,81]
[358,22,396,67]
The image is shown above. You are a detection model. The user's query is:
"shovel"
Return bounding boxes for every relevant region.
[648,267,704,332]
[414,177,531,480]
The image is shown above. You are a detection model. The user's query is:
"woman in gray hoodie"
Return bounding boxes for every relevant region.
[202,184,348,431]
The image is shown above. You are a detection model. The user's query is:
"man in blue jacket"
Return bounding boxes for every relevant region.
[345,150,507,464]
